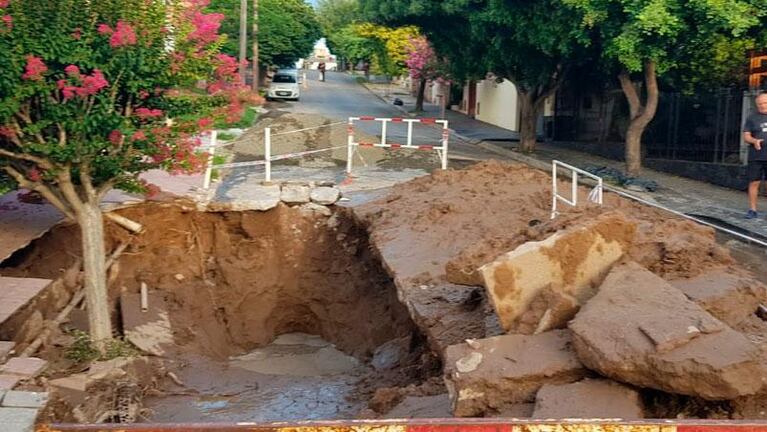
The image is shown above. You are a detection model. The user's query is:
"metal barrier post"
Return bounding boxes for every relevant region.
[264,127,271,183]
[406,120,414,147]
[381,119,388,146]
[346,119,354,174]
[551,163,558,219]
[203,130,217,190]
[441,123,449,170]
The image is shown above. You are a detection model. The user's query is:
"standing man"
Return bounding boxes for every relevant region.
[318,62,326,82]
[744,93,767,219]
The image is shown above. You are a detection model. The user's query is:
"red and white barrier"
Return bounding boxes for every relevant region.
[346,116,450,174]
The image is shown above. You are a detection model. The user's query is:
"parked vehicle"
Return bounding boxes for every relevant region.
[267,69,300,101]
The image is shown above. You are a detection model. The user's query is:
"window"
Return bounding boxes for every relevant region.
[272,75,296,84]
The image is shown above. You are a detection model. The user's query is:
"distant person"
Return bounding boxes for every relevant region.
[744,93,767,219]
[318,62,326,82]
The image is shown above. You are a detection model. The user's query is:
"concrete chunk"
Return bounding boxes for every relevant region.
[444,329,587,417]
[208,185,281,212]
[310,187,341,205]
[48,375,88,407]
[570,262,766,400]
[0,358,47,378]
[281,184,311,204]
[480,214,635,334]
[532,379,644,419]
[672,270,767,327]
[1,391,47,408]
[0,407,38,432]
[121,291,174,356]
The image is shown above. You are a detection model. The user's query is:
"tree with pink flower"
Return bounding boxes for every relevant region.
[405,36,447,112]
[0,0,255,351]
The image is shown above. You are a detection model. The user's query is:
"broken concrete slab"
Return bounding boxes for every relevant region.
[0,342,15,364]
[120,291,174,356]
[310,187,341,205]
[280,184,311,204]
[208,185,281,212]
[570,261,766,400]
[0,278,51,327]
[672,270,767,327]
[0,375,20,391]
[480,214,635,334]
[383,394,452,419]
[443,329,587,417]
[1,391,47,408]
[48,375,88,407]
[0,358,47,378]
[532,379,644,419]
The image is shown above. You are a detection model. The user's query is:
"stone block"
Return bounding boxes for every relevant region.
[532,379,644,419]
[444,329,587,417]
[310,187,341,205]
[0,407,38,432]
[0,342,15,364]
[672,270,767,327]
[207,185,281,212]
[0,358,47,378]
[298,202,332,217]
[570,261,766,400]
[280,184,311,204]
[1,391,47,408]
[480,214,635,334]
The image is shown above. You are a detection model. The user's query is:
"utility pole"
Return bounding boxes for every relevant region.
[238,0,247,85]
[252,0,259,91]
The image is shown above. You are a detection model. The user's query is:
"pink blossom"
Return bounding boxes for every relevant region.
[132,130,147,141]
[197,117,213,130]
[188,12,223,45]
[27,168,42,182]
[76,69,108,96]
[1,15,11,30]
[0,125,15,138]
[97,23,113,35]
[71,28,82,40]
[214,54,239,81]
[64,65,80,76]
[138,90,149,99]
[0,1,9,9]
[135,108,164,119]
[22,55,47,81]
[108,130,123,145]
[110,20,137,48]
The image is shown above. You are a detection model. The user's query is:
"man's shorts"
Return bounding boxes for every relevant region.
[748,160,767,182]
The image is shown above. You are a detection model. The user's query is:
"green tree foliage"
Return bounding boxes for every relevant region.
[564,0,764,174]
[361,0,592,152]
[316,0,361,68]
[208,0,321,67]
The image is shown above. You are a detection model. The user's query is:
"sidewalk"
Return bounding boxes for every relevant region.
[361,80,767,243]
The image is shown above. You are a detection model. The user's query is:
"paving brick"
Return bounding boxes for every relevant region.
[0,358,47,378]
[0,342,15,364]
[0,374,21,390]
[0,389,5,404]
[0,277,51,326]
[0,407,39,432]
[1,391,47,408]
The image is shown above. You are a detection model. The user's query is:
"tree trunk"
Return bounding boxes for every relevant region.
[415,77,427,112]
[618,61,659,176]
[518,90,538,153]
[78,202,113,352]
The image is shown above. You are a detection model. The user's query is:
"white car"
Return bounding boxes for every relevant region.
[267,70,300,101]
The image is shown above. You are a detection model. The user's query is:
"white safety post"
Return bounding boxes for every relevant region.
[346,118,354,174]
[203,130,217,190]
[380,119,388,146]
[265,127,272,183]
[406,120,414,147]
[551,160,603,219]
[440,123,449,170]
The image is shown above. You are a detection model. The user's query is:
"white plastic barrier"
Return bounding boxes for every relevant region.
[346,116,450,174]
[551,160,603,219]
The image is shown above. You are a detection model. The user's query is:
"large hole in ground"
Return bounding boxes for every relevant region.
[2,202,440,423]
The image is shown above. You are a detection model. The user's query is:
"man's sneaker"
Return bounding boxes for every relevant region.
[746,209,759,219]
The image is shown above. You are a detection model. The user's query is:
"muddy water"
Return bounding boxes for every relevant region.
[145,333,370,422]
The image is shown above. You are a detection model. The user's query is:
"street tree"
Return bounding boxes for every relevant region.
[353,23,421,77]
[564,0,764,174]
[406,36,447,112]
[208,0,321,70]
[0,0,246,350]
[316,0,361,69]
[361,0,592,153]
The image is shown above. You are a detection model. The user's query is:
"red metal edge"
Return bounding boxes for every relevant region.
[37,419,767,432]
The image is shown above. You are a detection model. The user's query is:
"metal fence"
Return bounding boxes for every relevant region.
[552,87,759,165]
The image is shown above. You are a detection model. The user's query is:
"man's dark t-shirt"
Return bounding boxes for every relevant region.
[745,112,767,161]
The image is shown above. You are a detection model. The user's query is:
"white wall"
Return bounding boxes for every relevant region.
[475,78,519,131]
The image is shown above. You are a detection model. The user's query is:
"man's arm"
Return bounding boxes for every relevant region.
[745,131,763,150]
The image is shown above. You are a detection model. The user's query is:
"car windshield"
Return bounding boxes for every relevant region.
[272,74,296,84]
